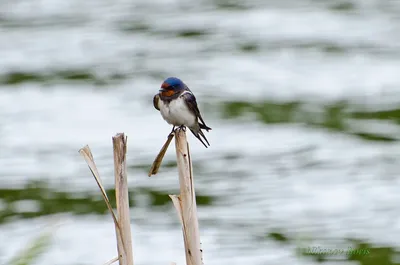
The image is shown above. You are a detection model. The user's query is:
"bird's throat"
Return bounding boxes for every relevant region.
[161,90,176,97]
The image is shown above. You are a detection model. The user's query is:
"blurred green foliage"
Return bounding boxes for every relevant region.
[7,229,52,265]
[176,29,209,38]
[330,1,356,11]
[0,70,126,86]
[222,100,400,142]
[0,181,214,224]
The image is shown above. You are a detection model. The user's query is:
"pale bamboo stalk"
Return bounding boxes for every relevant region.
[169,129,203,265]
[113,133,134,265]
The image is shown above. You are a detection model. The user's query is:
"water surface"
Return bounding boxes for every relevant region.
[1,1,400,264]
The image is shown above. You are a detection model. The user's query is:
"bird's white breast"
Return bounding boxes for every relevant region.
[159,94,196,127]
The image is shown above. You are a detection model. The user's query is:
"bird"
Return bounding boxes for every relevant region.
[153,77,212,148]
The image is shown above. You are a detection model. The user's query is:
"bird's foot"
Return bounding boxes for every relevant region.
[177,125,186,132]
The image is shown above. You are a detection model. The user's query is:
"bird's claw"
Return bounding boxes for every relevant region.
[173,125,186,132]
[169,126,186,137]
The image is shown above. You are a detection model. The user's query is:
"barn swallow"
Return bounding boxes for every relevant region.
[153,77,211,148]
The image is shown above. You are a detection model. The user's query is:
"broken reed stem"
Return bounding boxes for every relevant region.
[79,133,181,265]
[104,257,120,265]
[79,146,120,231]
[79,133,134,265]
[148,132,175,176]
[169,129,203,265]
[113,133,134,265]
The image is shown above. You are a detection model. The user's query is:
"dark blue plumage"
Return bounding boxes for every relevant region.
[162,77,185,88]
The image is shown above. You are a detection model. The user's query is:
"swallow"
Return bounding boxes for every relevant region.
[153,77,212,148]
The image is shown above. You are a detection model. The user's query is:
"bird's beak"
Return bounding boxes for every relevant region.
[160,82,169,92]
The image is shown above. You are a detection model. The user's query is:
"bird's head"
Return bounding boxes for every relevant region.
[159,77,186,97]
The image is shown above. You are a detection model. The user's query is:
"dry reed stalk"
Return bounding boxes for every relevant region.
[104,257,120,265]
[169,129,203,265]
[148,132,175,176]
[79,133,134,265]
[112,133,134,265]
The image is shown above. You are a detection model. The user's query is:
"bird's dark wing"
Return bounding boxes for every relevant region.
[182,92,211,131]
[153,94,160,111]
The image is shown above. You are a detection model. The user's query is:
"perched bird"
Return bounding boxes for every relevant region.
[153,77,212,148]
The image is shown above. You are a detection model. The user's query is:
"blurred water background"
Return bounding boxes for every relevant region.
[1,0,400,264]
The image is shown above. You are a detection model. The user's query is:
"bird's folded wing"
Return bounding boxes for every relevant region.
[153,94,160,111]
[182,92,209,129]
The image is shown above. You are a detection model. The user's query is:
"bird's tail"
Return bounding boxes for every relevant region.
[189,126,210,148]
[199,123,212,132]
